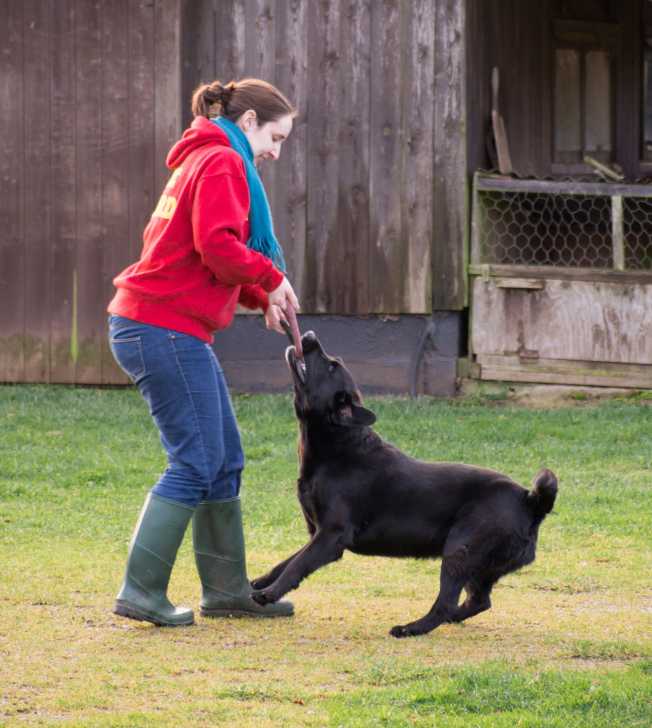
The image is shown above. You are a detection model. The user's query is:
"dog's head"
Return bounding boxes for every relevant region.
[286,332,376,429]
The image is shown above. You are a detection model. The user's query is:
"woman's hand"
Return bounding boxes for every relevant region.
[268,277,300,313]
[264,303,287,334]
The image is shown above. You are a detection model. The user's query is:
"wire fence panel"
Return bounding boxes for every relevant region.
[472,174,652,271]
[623,196,652,270]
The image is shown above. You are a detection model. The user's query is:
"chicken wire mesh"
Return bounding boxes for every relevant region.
[623,196,652,270]
[473,176,652,270]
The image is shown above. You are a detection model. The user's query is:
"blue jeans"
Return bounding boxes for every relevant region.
[108,315,244,506]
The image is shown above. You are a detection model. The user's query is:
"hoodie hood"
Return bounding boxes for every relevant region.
[166,116,231,169]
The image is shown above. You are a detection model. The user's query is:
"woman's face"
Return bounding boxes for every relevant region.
[238,111,293,164]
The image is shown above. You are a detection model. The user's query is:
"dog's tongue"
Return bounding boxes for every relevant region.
[285,304,303,359]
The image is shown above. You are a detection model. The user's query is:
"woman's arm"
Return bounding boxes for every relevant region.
[238,283,269,311]
[192,172,283,292]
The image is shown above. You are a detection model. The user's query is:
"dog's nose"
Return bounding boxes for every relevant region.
[301,331,319,354]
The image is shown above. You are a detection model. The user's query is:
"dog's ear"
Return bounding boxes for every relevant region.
[333,401,376,427]
[350,402,376,426]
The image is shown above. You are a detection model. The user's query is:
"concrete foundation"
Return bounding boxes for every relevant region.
[212,311,464,396]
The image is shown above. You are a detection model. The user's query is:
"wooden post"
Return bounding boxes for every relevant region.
[433,0,467,311]
[612,195,625,271]
[470,171,483,265]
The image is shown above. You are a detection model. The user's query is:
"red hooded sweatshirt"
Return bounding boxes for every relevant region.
[107,117,284,342]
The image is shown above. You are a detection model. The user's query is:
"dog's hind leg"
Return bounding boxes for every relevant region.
[251,528,347,605]
[449,580,493,623]
[390,554,467,638]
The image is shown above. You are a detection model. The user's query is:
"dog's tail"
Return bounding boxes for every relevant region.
[527,468,558,522]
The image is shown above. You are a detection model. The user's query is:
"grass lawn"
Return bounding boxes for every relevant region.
[1,384,651,727]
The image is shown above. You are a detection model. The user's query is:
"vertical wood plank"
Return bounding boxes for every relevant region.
[618,0,639,178]
[50,0,77,383]
[432,0,467,311]
[369,0,403,313]
[0,0,24,381]
[244,0,276,80]
[539,0,553,175]
[154,0,182,199]
[23,0,51,381]
[74,0,103,383]
[464,0,487,175]
[306,0,341,312]
[470,171,484,265]
[612,195,625,270]
[401,0,434,312]
[245,1,278,216]
[273,0,308,298]
[323,0,372,313]
[101,0,130,384]
[181,0,215,129]
[127,0,156,263]
[215,0,246,82]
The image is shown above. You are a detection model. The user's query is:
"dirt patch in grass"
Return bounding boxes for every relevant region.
[459,380,652,409]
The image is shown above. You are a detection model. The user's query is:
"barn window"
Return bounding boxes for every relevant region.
[642,1,652,161]
[552,20,618,170]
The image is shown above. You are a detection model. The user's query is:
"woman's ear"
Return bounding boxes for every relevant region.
[238,109,258,131]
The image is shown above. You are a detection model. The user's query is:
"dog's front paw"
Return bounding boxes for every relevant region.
[251,588,278,606]
[250,576,268,590]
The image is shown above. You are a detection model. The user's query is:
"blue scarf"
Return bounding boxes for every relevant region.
[213,116,287,273]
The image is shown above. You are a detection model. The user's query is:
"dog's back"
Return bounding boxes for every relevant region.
[335,447,557,561]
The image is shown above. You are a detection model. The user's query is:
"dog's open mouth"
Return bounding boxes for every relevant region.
[286,346,307,384]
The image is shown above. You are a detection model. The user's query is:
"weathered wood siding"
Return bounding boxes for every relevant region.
[1,0,468,384]
[471,275,652,387]
[184,0,467,313]
[0,0,182,384]
[466,0,643,179]
[472,277,652,364]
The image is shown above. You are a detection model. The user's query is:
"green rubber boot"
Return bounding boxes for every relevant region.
[193,497,294,618]
[114,493,195,626]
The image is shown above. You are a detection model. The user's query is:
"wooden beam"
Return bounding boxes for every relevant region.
[468,264,652,285]
[476,175,652,198]
[476,354,652,389]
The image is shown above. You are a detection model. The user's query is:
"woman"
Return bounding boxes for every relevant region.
[107,78,299,626]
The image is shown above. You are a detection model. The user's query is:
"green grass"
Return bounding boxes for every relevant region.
[1,385,651,727]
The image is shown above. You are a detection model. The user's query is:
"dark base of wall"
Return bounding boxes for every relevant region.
[213,312,464,396]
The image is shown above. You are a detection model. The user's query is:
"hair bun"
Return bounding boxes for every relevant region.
[207,81,236,108]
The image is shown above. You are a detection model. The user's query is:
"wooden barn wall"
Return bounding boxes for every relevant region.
[466,0,553,178]
[0,0,182,384]
[183,0,467,314]
[466,0,642,178]
[0,0,468,384]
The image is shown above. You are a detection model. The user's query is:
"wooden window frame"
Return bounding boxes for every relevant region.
[551,19,620,176]
[641,4,652,165]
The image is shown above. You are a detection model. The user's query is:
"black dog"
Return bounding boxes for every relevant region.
[251,332,558,637]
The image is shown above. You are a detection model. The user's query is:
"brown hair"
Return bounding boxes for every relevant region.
[191,78,296,124]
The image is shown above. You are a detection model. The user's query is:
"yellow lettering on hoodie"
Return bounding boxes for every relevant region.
[152,166,182,219]
[165,166,183,191]
[153,194,177,220]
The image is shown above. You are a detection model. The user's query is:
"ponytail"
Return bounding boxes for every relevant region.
[191,78,295,124]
